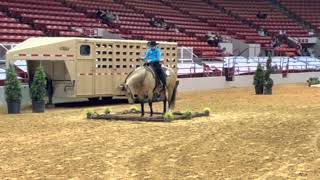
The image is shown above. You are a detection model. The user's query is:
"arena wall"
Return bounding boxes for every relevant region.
[0,72,319,110]
[0,86,86,111]
[178,72,320,92]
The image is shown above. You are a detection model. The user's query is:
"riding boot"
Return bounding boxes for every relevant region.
[158,71,166,89]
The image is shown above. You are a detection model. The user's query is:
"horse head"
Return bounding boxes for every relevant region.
[122,83,137,104]
[122,67,146,104]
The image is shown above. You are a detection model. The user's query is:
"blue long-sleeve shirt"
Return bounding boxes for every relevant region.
[144,48,161,63]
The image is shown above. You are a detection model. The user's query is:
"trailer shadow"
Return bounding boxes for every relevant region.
[54,99,129,108]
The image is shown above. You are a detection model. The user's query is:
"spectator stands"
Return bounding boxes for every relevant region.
[0,0,112,37]
[164,0,272,48]
[0,11,43,42]
[65,0,224,58]
[0,0,316,59]
[213,0,309,38]
[277,0,320,33]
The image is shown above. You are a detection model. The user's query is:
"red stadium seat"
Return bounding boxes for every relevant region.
[0,0,311,59]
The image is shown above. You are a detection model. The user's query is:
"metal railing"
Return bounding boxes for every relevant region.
[0,43,28,84]
[0,43,16,62]
[177,47,194,63]
[177,56,320,78]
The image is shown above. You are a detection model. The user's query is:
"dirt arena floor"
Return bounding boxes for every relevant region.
[0,84,320,179]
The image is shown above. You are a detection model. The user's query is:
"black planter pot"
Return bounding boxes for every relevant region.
[264,87,273,95]
[7,101,21,114]
[32,100,45,113]
[255,86,264,95]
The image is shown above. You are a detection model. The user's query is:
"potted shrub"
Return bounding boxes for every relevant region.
[264,55,274,95]
[307,77,320,87]
[253,63,265,94]
[30,65,47,113]
[4,65,22,114]
[264,78,274,95]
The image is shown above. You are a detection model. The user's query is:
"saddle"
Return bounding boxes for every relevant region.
[144,65,168,93]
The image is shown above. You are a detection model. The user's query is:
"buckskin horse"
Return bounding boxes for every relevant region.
[122,65,178,117]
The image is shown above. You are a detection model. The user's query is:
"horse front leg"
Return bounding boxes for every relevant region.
[164,90,171,112]
[149,101,153,117]
[163,90,167,115]
[163,99,167,114]
[141,102,144,117]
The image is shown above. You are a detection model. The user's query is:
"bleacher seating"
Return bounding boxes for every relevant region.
[121,0,224,58]
[0,11,43,42]
[277,0,320,33]
[213,0,309,38]
[164,0,273,49]
[0,0,113,37]
[65,0,224,58]
[0,0,316,59]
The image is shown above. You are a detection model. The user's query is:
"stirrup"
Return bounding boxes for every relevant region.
[159,82,165,89]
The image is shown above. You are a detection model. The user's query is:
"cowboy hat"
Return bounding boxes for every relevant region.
[148,41,158,47]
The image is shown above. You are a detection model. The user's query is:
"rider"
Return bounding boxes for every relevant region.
[144,41,166,89]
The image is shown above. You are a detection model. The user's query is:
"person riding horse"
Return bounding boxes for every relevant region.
[144,41,166,89]
[122,41,178,116]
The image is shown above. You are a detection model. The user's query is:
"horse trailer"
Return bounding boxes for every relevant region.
[6,37,178,101]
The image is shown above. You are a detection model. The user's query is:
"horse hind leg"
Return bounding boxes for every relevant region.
[149,101,153,117]
[140,102,144,117]
[147,92,154,117]
[166,85,174,112]
[163,89,169,114]
[163,97,167,114]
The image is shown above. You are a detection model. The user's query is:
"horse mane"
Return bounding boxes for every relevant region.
[124,68,136,84]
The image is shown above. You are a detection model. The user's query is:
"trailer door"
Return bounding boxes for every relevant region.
[76,43,94,96]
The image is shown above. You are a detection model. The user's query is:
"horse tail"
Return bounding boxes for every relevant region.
[169,80,179,109]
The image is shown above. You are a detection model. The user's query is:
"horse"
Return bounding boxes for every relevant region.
[122,65,178,117]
